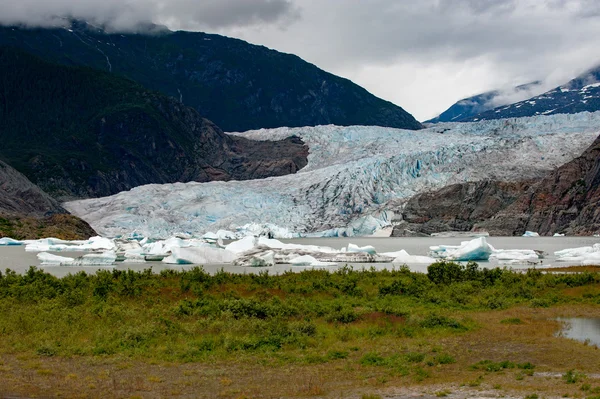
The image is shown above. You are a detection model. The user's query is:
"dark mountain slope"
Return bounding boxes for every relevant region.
[0,159,96,240]
[0,47,308,200]
[390,180,535,236]
[0,21,422,131]
[467,66,600,121]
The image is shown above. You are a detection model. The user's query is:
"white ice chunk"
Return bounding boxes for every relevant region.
[38,252,75,265]
[72,251,117,266]
[225,236,258,254]
[38,251,116,266]
[386,249,436,264]
[522,231,540,237]
[553,233,566,237]
[257,237,338,253]
[289,255,335,267]
[490,249,539,261]
[162,246,237,265]
[0,237,22,246]
[429,237,493,261]
[347,243,377,255]
[555,244,600,259]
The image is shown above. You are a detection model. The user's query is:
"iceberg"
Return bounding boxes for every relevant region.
[384,250,436,264]
[522,231,540,237]
[37,251,116,266]
[163,247,237,265]
[234,250,276,267]
[289,255,336,267]
[346,243,377,255]
[490,249,539,261]
[72,251,117,266]
[555,244,600,259]
[38,252,75,265]
[65,113,600,238]
[555,244,600,265]
[0,237,22,246]
[430,237,493,261]
[225,236,258,254]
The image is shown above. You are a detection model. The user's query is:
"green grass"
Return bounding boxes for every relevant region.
[0,262,599,365]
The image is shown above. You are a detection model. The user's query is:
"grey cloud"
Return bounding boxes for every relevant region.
[0,0,299,31]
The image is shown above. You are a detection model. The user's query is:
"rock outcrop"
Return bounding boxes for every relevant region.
[392,134,600,236]
[0,159,96,240]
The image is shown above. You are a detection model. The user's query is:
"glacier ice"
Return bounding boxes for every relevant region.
[64,112,600,238]
[522,231,540,237]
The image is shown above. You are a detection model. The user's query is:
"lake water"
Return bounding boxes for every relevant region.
[1,236,598,277]
[557,318,600,348]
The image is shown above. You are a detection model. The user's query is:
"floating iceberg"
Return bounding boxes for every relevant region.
[0,237,22,246]
[163,247,237,265]
[37,251,116,266]
[430,237,493,261]
[65,113,600,238]
[289,255,336,267]
[38,252,75,265]
[523,231,540,237]
[234,249,276,267]
[346,243,377,255]
[490,249,539,261]
[555,244,600,265]
[553,233,566,237]
[384,250,436,264]
[225,236,258,254]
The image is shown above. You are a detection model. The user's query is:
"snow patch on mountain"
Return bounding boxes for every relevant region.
[65,113,600,238]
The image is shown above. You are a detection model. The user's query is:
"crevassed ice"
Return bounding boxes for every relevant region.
[64,112,600,238]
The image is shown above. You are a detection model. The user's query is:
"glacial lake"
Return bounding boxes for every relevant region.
[1,236,599,277]
[557,318,600,348]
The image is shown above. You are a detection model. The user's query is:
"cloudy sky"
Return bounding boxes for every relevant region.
[2,0,600,121]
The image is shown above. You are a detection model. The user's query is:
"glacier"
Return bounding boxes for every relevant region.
[64,112,600,238]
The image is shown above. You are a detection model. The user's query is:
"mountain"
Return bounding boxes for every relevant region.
[390,180,535,236]
[0,47,308,200]
[425,81,543,124]
[466,65,600,121]
[479,134,600,235]
[390,127,600,237]
[0,159,96,240]
[64,114,600,238]
[0,20,422,132]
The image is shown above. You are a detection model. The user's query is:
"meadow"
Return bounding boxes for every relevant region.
[1,262,600,398]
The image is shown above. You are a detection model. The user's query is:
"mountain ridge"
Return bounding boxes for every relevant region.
[0,20,422,132]
[0,47,308,200]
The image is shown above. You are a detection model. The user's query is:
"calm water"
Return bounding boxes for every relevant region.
[1,236,598,277]
[557,318,600,348]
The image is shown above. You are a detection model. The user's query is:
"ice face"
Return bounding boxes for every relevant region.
[64,112,600,238]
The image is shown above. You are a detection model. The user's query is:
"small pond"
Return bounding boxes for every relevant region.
[557,318,600,347]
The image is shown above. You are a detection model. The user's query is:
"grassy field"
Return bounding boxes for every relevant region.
[1,262,600,398]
